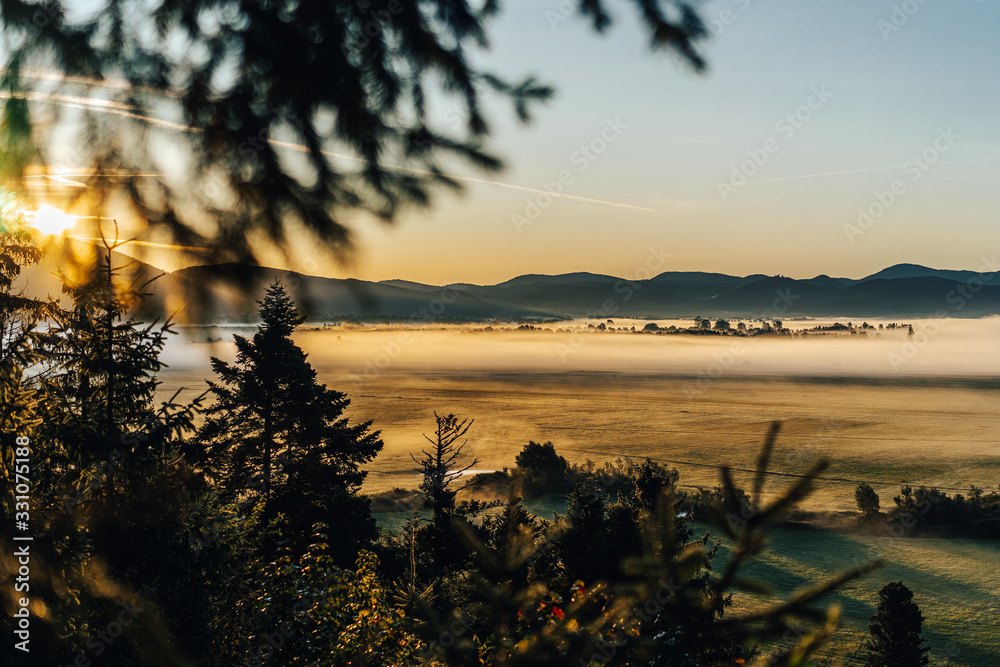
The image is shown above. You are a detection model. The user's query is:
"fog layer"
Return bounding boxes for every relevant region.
[163,317,1000,379]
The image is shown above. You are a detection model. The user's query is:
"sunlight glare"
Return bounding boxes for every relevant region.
[27,204,77,236]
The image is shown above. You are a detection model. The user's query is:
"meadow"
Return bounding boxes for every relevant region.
[157,319,1000,664]
[721,524,1000,665]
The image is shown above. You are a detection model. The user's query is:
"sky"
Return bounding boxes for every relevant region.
[21,0,1000,285]
[289,0,999,285]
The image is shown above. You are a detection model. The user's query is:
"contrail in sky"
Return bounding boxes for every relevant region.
[8,84,655,213]
[268,140,655,212]
[0,90,193,132]
[14,70,996,213]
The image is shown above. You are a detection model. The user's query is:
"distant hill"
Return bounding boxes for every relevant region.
[804,274,853,289]
[491,272,621,288]
[377,279,440,291]
[156,264,552,322]
[20,259,1000,322]
[859,263,983,284]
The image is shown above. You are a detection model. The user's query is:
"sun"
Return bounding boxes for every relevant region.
[26,204,77,236]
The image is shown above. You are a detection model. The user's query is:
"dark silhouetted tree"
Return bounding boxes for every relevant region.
[855,482,881,519]
[423,422,878,667]
[412,412,478,532]
[0,207,48,364]
[5,230,211,665]
[409,412,501,597]
[514,440,570,495]
[39,237,196,479]
[195,281,382,559]
[558,477,620,583]
[866,581,930,667]
[629,459,681,514]
[0,215,47,519]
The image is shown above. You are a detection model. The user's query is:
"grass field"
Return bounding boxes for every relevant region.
[723,524,1000,665]
[319,370,1000,514]
[161,363,1000,511]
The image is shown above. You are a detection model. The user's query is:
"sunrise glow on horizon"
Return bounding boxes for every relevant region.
[14,1,1000,287]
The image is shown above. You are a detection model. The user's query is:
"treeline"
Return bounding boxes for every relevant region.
[0,235,935,665]
[856,481,1000,540]
[375,441,746,525]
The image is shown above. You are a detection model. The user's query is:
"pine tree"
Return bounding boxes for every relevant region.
[38,235,200,482]
[195,280,383,558]
[412,413,478,531]
[410,413,501,594]
[7,230,211,665]
[0,217,46,518]
[866,581,930,666]
[855,482,881,519]
[0,208,47,362]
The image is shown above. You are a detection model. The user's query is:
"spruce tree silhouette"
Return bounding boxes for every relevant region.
[866,581,931,667]
[196,280,382,559]
[855,482,881,520]
[39,233,198,476]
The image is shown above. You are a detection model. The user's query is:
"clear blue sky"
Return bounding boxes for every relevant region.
[289,0,997,285]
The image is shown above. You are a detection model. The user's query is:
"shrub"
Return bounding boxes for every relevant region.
[515,441,571,496]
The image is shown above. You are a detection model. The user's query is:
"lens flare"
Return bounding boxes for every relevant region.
[26,204,77,235]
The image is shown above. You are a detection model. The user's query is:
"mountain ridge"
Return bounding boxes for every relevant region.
[154,262,1000,321]
[21,259,1000,321]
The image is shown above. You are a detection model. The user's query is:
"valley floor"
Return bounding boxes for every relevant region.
[158,357,1000,665]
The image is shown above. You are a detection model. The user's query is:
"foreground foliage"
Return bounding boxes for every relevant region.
[1,0,708,271]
